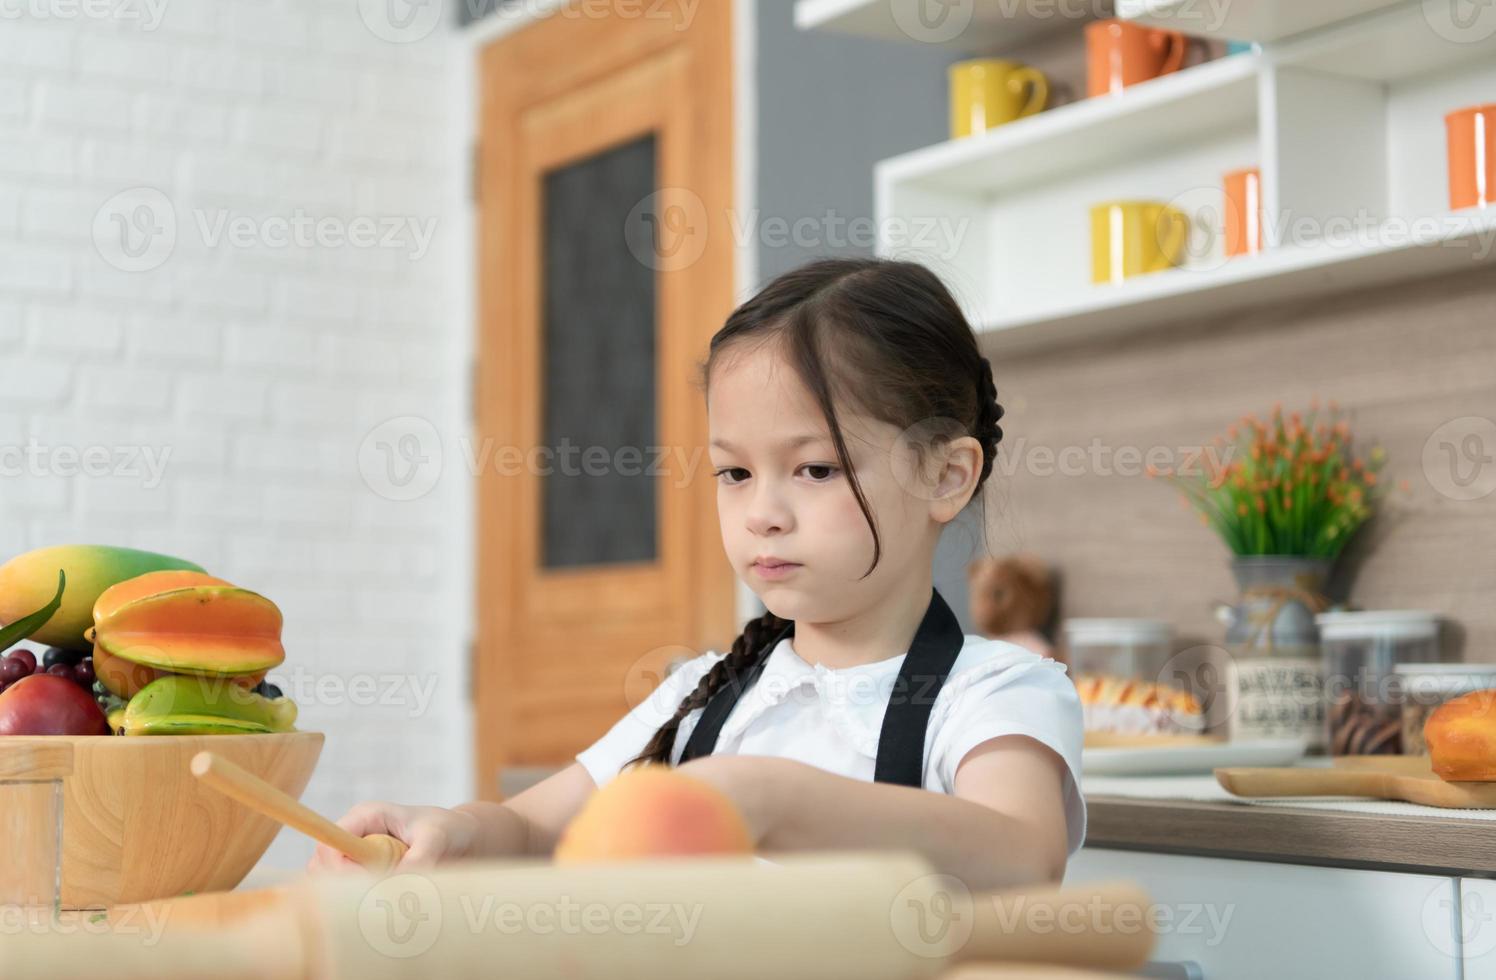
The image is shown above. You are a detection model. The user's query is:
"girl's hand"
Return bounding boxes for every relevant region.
[305,801,482,872]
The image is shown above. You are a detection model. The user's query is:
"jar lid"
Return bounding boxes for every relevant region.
[1315,610,1439,640]
[1392,662,1496,675]
[1391,663,1496,698]
[1062,618,1172,643]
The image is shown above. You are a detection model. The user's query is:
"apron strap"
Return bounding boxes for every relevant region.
[677,617,793,764]
[873,588,965,786]
[677,588,966,788]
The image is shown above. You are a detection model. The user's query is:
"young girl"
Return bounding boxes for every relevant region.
[311,257,1085,890]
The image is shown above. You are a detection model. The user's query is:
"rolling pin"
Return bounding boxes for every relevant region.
[1,851,1156,980]
[190,750,408,871]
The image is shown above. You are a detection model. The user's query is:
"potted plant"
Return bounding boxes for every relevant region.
[1150,401,1389,656]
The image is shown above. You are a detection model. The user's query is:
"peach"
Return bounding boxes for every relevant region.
[553,764,754,864]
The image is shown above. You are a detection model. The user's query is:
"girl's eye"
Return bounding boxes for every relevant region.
[714,467,750,485]
[801,463,839,482]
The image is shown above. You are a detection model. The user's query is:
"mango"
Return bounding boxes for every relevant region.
[88,577,285,677]
[0,546,205,651]
[553,764,754,864]
[122,673,296,736]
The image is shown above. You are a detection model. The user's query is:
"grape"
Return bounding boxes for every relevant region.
[8,649,37,675]
[255,680,283,700]
[74,659,95,688]
[43,647,83,670]
[0,658,26,685]
[46,663,72,678]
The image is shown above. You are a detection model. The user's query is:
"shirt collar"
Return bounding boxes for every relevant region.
[716,637,910,754]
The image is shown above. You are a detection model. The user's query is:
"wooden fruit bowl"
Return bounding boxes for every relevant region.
[0,730,322,909]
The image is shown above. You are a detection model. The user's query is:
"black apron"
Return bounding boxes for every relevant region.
[678,587,965,787]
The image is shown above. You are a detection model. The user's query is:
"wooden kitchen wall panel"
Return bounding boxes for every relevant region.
[984,262,1496,658]
[505,686,672,769]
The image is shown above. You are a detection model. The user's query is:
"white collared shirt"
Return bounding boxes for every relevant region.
[576,633,1087,857]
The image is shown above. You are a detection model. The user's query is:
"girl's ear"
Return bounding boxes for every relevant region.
[929,435,983,524]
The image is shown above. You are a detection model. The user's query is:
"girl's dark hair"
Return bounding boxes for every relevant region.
[624,257,1005,770]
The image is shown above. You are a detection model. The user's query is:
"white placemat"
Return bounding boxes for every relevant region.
[1084,770,1496,821]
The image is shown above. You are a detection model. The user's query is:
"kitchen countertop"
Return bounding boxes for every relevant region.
[1083,768,1496,877]
[504,761,1496,878]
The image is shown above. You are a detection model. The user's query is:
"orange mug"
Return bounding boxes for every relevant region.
[1086,18,1188,98]
[1446,104,1496,210]
[1224,166,1263,258]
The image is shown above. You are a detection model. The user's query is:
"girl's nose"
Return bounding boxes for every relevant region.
[745,482,793,536]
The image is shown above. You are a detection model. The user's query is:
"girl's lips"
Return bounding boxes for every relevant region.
[752,560,802,580]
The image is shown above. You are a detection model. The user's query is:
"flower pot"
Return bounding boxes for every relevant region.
[1217,556,1333,751]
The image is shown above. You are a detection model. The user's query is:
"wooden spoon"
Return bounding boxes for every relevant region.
[1216,765,1496,808]
[190,750,408,870]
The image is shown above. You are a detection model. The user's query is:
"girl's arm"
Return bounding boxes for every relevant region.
[679,735,1072,893]
[453,761,598,857]
[310,763,597,870]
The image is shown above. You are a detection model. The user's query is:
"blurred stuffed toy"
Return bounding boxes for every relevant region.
[967,553,1056,659]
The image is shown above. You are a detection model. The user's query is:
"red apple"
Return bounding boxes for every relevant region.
[0,674,109,736]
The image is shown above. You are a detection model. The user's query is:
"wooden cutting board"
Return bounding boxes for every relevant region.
[1216,762,1496,808]
[1330,754,1435,774]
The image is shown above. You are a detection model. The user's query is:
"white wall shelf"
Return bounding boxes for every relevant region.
[1116,0,1411,43]
[794,0,1100,53]
[978,207,1496,353]
[872,0,1496,353]
[878,53,1258,197]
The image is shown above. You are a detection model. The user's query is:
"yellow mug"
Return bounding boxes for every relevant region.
[1090,200,1189,285]
[949,59,1049,139]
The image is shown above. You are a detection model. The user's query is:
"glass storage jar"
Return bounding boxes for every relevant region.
[1317,610,1441,755]
[1061,618,1172,681]
[1393,663,1496,755]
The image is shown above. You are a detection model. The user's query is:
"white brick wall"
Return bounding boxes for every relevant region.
[1,1,471,870]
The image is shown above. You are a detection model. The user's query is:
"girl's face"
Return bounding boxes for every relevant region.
[706,343,948,623]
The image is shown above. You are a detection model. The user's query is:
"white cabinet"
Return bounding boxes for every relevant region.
[1065,848,1461,980]
[1458,879,1496,977]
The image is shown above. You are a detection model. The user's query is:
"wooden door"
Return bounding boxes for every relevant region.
[474,3,737,798]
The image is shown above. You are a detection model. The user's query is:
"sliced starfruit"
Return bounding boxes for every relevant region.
[89,577,285,676]
[121,673,296,736]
